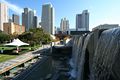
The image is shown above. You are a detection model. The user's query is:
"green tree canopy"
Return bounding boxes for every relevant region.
[18,28,51,46]
[0,31,10,44]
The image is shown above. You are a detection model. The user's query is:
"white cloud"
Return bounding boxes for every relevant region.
[1,0,23,15]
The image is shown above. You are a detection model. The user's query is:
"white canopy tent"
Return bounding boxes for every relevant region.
[4,38,29,47]
[4,38,29,53]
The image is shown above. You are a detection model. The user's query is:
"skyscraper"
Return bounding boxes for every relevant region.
[41,3,55,35]
[76,14,82,31]
[76,10,89,31]
[0,3,8,31]
[28,10,34,28]
[22,8,35,31]
[33,16,37,28]
[12,14,19,24]
[22,8,29,31]
[60,18,69,33]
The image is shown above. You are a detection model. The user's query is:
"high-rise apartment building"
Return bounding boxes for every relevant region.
[41,3,55,35]
[22,8,36,31]
[76,10,89,31]
[12,14,19,24]
[60,18,69,33]
[0,3,8,31]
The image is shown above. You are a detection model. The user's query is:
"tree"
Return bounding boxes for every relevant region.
[0,31,10,44]
[18,28,51,46]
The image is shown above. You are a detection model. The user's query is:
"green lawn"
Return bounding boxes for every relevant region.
[0,54,17,62]
[0,47,16,50]
[0,49,30,62]
[0,45,41,62]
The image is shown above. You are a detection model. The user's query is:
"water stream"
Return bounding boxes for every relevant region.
[90,28,120,80]
[69,28,120,80]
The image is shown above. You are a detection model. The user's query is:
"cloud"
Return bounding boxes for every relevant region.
[0,0,23,15]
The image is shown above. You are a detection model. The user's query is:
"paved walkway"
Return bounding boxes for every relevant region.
[0,45,50,74]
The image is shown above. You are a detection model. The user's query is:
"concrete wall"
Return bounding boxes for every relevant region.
[13,56,52,80]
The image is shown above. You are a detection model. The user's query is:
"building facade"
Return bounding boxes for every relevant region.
[22,8,36,31]
[22,8,29,31]
[28,11,34,29]
[0,3,8,31]
[41,4,55,35]
[60,18,69,34]
[3,22,25,34]
[76,10,89,31]
[12,14,19,25]
[92,24,120,31]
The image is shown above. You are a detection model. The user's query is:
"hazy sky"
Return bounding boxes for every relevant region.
[0,0,120,30]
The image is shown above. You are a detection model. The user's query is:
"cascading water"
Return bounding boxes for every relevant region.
[76,33,92,80]
[69,30,103,80]
[69,34,87,79]
[69,28,120,80]
[69,35,81,78]
[90,28,120,80]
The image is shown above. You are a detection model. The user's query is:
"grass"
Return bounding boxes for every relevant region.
[0,49,30,63]
[0,54,17,62]
[32,45,41,50]
[0,47,16,50]
[0,45,42,63]
[18,49,30,54]
[20,47,31,50]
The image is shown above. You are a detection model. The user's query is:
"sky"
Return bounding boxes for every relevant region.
[0,0,120,30]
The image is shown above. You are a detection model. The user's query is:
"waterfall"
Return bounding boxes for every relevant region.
[69,28,120,80]
[69,34,88,79]
[77,33,92,80]
[90,28,120,80]
[69,35,80,78]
